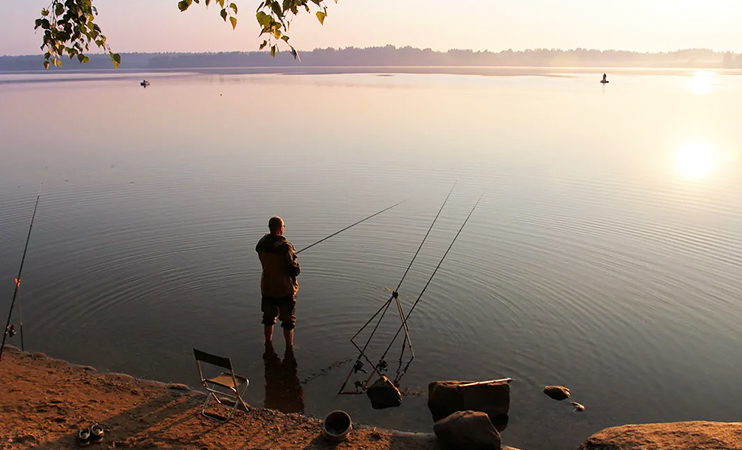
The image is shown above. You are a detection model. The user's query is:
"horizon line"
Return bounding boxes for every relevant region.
[2,46,740,58]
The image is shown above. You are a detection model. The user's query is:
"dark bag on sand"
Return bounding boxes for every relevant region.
[367,376,402,409]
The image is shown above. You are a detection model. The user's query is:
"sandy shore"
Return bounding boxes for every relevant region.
[0,346,445,450]
[5,345,741,450]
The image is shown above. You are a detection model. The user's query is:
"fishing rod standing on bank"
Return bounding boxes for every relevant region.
[1,194,41,361]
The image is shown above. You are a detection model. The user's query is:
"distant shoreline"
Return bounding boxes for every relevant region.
[2,65,742,80]
[2,46,741,74]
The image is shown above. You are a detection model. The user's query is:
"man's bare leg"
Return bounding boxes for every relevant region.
[263,339,278,361]
[264,324,274,344]
[284,328,294,347]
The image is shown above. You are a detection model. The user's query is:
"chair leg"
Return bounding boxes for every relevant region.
[224,386,246,421]
[201,391,229,422]
[200,385,249,422]
[237,384,250,412]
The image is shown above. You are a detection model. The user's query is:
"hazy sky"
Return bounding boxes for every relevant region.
[1,0,740,56]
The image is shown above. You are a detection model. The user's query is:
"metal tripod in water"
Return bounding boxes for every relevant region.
[338,187,485,395]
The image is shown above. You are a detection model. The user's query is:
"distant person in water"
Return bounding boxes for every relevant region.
[256,216,300,349]
[602,73,608,82]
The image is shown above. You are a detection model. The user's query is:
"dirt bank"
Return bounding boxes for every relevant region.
[579,421,742,450]
[6,345,739,450]
[0,346,443,450]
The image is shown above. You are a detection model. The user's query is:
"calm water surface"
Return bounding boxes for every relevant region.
[1,69,742,449]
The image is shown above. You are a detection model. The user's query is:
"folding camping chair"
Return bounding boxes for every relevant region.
[193,348,250,422]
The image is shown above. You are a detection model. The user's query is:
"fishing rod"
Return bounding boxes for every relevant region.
[295,198,408,254]
[349,183,458,356]
[340,191,485,393]
[338,184,457,394]
[383,191,486,386]
[1,193,41,361]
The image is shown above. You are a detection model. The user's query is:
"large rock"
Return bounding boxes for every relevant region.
[366,375,402,409]
[579,421,742,450]
[390,431,523,450]
[434,410,502,450]
[428,379,510,423]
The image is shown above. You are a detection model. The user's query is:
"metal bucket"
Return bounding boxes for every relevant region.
[321,410,352,441]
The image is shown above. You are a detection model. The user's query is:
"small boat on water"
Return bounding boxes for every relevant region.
[140,79,150,88]
[600,73,609,84]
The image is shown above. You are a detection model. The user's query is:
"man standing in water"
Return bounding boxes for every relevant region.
[256,216,300,352]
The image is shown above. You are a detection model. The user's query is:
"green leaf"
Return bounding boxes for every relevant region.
[316,11,326,24]
[270,45,276,57]
[229,16,237,29]
[256,11,272,27]
[41,8,49,16]
[43,60,50,70]
[178,0,190,11]
[110,52,121,69]
[271,2,282,17]
[259,40,268,50]
[230,2,238,13]
[220,8,228,21]
[55,2,64,16]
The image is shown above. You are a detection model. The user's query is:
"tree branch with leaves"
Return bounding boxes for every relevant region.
[36,0,336,69]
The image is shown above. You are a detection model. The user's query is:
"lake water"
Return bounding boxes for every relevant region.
[1,68,742,449]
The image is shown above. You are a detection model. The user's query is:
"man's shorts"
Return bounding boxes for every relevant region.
[261,295,296,330]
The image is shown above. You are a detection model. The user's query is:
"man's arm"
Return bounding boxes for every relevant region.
[287,245,300,277]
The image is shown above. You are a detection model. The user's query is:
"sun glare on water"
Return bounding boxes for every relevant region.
[674,142,717,179]
[690,71,714,95]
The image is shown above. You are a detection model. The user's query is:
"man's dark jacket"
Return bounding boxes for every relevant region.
[256,234,300,298]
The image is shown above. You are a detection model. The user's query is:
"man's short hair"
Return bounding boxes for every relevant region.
[268,216,284,232]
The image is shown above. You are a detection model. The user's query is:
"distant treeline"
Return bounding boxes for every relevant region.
[2,46,742,71]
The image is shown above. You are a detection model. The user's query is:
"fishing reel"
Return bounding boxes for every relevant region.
[352,360,366,374]
[377,360,389,373]
[4,325,16,338]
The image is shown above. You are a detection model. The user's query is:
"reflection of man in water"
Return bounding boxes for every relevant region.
[264,342,305,414]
